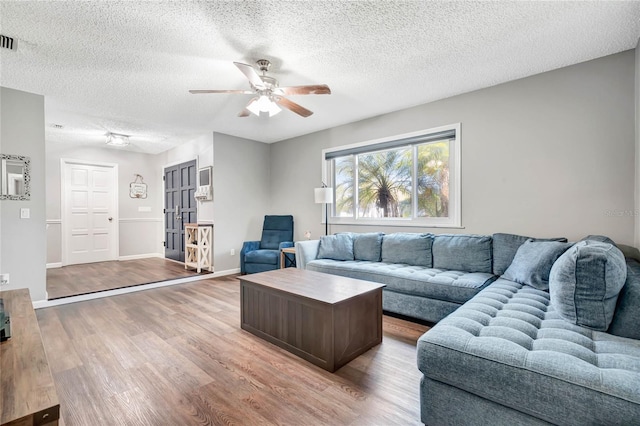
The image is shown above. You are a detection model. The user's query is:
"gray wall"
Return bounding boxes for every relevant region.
[0,87,47,300]
[213,132,270,272]
[636,40,640,247]
[271,51,636,246]
[45,144,164,264]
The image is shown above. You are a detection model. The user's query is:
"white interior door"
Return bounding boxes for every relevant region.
[62,160,118,265]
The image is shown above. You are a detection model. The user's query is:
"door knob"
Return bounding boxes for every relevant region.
[108,217,113,222]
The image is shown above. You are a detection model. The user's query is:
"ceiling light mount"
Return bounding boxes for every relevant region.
[256,59,271,75]
[106,132,130,147]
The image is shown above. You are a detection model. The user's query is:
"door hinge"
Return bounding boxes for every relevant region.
[163,208,166,214]
[162,176,165,181]
[163,241,166,247]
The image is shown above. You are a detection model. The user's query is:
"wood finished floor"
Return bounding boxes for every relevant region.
[46,257,211,299]
[37,274,430,426]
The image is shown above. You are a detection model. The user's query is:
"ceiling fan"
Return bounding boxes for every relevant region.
[189,59,331,118]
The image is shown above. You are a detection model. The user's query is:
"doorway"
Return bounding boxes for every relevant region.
[61,159,118,266]
[164,159,197,262]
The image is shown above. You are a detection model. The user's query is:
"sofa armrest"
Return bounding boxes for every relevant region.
[295,240,320,269]
[240,241,261,274]
[279,241,294,250]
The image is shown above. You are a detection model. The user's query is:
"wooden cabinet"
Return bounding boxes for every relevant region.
[184,223,214,273]
[0,289,60,426]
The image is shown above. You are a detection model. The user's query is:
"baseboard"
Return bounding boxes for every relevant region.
[118,253,163,261]
[33,267,241,309]
[46,262,62,269]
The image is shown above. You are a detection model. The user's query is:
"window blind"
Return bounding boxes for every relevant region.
[324,129,455,160]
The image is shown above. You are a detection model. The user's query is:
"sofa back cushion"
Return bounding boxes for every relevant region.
[317,234,354,261]
[549,240,627,331]
[381,233,433,267]
[492,233,568,275]
[608,259,640,339]
[432,234,492,273]
[353,232,384,261]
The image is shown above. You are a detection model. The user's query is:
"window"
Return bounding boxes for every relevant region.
[324,124,460,227]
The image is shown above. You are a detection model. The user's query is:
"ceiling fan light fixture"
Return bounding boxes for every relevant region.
[247,95,281,117]
[106,132,130,147]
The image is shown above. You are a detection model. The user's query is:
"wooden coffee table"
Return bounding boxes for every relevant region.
[240,268,385,372]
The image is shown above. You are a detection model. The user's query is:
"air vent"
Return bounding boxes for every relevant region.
[0,35,17,51]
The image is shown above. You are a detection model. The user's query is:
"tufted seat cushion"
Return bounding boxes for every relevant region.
[306,259,495,304]
[418,278,640,425]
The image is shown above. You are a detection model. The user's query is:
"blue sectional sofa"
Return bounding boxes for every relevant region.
[295,232,640,425]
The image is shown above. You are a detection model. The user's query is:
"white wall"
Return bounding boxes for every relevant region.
[213,132,270,272]
[271,51,636,246]
[0,87,47,301]
[635,40,640,247]
[45,144,165,264]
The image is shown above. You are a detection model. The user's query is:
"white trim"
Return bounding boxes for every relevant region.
[118,253,163,261]
[32,268,240,309]
[119,217,163,223]
[321,123,462,228]
[46,219,62,225]
[46,262,62,269]
[61,158,119,266]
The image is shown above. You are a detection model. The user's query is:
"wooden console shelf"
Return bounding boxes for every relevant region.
[184,223,214,273]
[0,289,60,426]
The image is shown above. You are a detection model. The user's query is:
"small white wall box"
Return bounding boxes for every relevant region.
[194,166,213,201]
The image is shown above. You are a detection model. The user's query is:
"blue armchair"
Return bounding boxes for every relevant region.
[241,215,294,274]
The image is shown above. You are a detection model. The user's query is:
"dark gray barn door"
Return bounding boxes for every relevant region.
[164,160,197,262]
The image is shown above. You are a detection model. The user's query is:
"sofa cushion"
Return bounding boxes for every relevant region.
[432,234,492,273]
[549,240,627,331]
[492,233,568,276]
[502,240,572,290]
[317,234,354,261]
[609,259,640,340]
[353,232,384,261]
[418,279,640,425]
[381,233,433,267]
[306,259,494,304]
[580,234,617,246]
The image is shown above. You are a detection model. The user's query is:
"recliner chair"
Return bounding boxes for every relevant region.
[240,215,294,274]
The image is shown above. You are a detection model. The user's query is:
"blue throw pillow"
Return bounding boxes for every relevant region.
[381,233,433,267]
[502,240,572,290]
[549,240,627,331]
[492,233,568,276]
[608,259,640,339]
[317,234,354,261]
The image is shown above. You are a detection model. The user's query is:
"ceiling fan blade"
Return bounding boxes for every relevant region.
[274,85,331,96]
[234,62,266,90]
[189,89,254,94]
[274,96,313,117]
[238,97,258,117]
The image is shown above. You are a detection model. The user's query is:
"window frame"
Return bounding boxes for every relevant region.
[321,123,461,228]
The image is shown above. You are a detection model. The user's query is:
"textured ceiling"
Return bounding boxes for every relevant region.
[1,1,639,154]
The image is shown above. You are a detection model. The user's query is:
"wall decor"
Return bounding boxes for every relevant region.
[0,154,30,200]
[129,174,147,199]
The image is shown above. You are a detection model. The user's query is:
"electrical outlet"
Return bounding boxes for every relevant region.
[230,249,235,256]
[0,274,9,287]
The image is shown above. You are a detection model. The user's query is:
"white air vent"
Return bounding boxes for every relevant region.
[0,35,17,51]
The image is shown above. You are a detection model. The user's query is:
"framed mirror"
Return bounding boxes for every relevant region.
[0,154,30,200]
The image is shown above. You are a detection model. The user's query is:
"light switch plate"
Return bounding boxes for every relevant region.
[20,208,30,219]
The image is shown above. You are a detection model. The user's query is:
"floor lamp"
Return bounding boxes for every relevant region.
[314,185,333,236]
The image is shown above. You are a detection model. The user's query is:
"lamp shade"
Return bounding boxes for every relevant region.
[314,187,333,204]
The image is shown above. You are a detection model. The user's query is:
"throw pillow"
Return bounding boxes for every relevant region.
[549,240,627,331]
[353,232,384,262]
[381,233,433,267]
[492,233,568,276]
[317,234,354,261]
[502,240,573,290]
[608,258,640,339]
